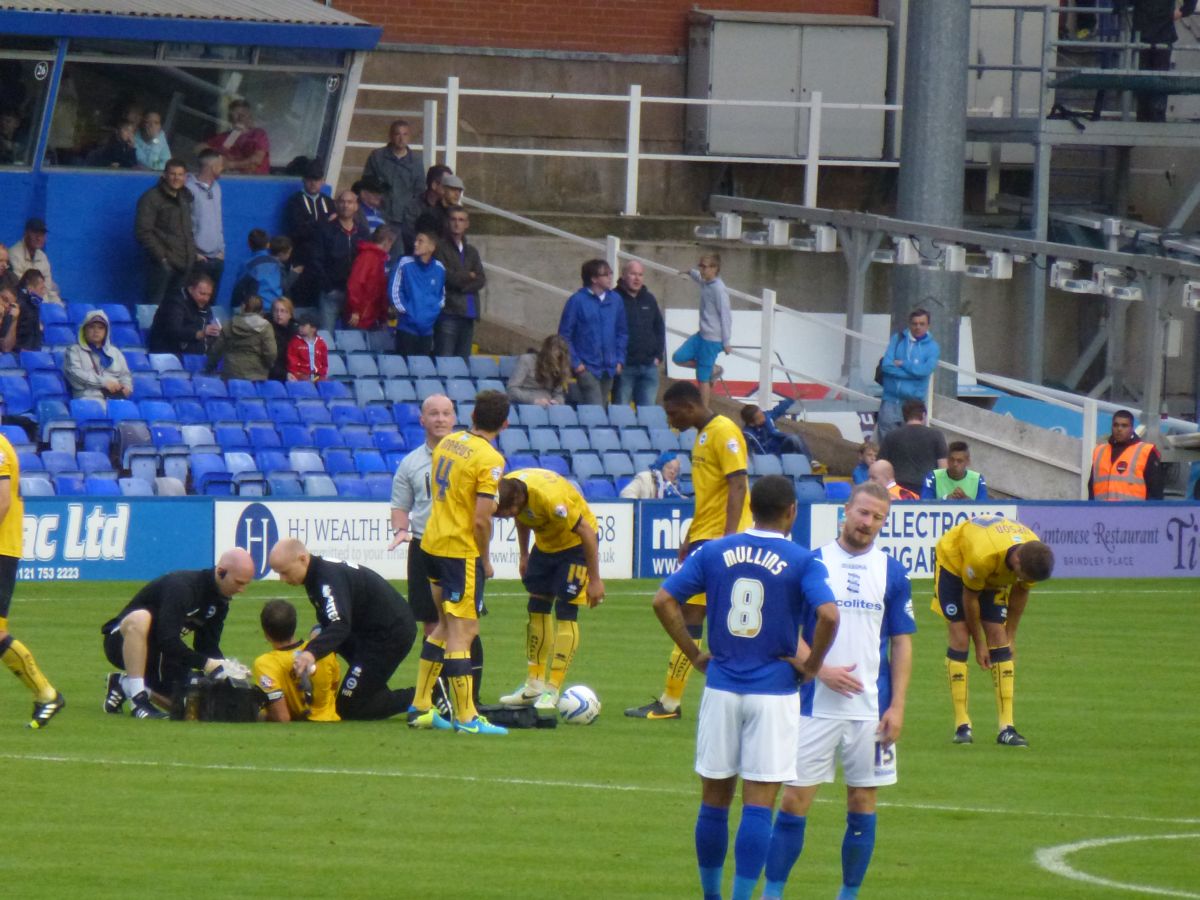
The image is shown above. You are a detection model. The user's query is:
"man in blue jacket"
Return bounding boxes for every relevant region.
[877,308,939,441]
[558,258,628,407]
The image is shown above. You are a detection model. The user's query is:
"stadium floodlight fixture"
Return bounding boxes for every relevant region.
[693,224,720,239]
[765,218,790,246]
[988,251,1013,280]
[741,230,769,246]
[1182,281,1200,311]
[790,237,817,252]
[941,244,967,272]
[963,253,991,278]
[812,225,837,252]
[894,237,920,266]
[1093,266,1125,292]
[1104,284,1144,301]
[870,248,897,264]
[719,212,742,240]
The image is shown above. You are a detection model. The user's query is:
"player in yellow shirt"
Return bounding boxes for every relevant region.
[0,432,64,728]
[626,380,751,720]
[493,468,605,710]
[253,599,340,722]
[931,515,1054,747]
[411,389,510,735]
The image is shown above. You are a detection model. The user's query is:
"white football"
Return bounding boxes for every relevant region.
[557,685,601,725]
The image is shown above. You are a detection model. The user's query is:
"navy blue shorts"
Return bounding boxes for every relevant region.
[524,545,588,604]
[932,564,1009,624]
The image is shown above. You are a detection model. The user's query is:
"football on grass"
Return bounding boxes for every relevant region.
[557,685,601,724]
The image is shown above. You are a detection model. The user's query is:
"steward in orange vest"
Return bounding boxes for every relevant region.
[1088,411,1163,501]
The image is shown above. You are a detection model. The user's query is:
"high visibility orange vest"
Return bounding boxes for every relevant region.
[1091,441,1152,501]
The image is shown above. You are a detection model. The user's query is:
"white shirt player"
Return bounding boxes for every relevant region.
[802,541,915,721]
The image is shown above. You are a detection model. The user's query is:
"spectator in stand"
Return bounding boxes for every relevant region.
[134,110,171,171]
[64,309,133,400]
[879,399,948,497]
[877,308,939,440]
[1088,409,1164,500]
[187,149,226,302]
[148,272,220,357]
[434,205,486,360]
[1133,1,1198,122]
[922,441,988,500]
[283,159,334,308]
[0,243,12,292]
[413,173,464,245]
[352,176,388,233]
[0,107,25,164]
[620,450,685,500]
[852,440,879,485]
[287,311,328,382]
[136,158,195,305]
[558,258,627,408]
[389,228,445,356]
[85,120,137,169]
[740,400,815,460]
[312,189,369,333]
[507,335,572,407]
[208,295,276,382]
[200,98,269,175]
[345,225,397,331]
[269,297,297,382]
[232,231,297,313]
[613,260,664,408]
[10,218,63,304]
[868,459,917,501]
[0,284,18,353]
[399,164,452,255]
[14,269,45,351]
[363,119,424,229]
[672,253,731,408]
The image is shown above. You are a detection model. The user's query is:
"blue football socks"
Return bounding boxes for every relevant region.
[841,811,877,895]
[695,803,729,900]
[762,810,807,898]
[731,804,773,900]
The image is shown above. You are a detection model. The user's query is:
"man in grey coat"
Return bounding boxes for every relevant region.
[136,158,195,305]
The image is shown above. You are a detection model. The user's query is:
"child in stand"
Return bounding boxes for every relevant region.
[286,311,328,382]
[672,252,730,407]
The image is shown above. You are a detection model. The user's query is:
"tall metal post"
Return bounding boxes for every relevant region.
[1142,273,1168,450]
[838,227,884,388]
[893,0,970,398]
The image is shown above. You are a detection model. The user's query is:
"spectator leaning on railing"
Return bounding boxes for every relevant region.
[876,307,939,441]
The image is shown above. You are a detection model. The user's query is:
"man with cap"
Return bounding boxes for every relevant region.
[399,164,453,255]
[414,173,464,244]
[363,118,425,227]
[353,176,389,233]
[283,159,335,308]
[433,204,486,360]
[9,218,63,304]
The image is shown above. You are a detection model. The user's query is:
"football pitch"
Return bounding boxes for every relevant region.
[1,577,1197,899]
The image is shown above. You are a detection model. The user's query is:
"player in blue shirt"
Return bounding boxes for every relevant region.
[653,475,840,900]
[763,481,915,900]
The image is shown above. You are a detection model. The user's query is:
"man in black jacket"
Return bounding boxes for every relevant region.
[101,548,255,719]
[147,271,220,356]
[312,190,369,333]
[1133,0,1198,121]
[269,538,417,721]
[613,259,665,407]
[283,159,335,307]
[135,159,195,305]
[433,205,486,360]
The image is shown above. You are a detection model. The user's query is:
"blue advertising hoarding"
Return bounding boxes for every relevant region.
[19,498,214,581]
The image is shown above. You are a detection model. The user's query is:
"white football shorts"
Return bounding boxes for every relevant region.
[695,687,800,783]
[789,716,898,788]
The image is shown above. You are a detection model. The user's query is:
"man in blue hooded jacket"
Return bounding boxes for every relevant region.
[877,308,939,441]
[557,258,628,407]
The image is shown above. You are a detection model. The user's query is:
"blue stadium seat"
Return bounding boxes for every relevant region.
[0,375,32,414]
[132,373,163,399]
[475,378,505,394]
[331,405,367,427]
[204,399,238,422]
[780,454,812,478]
[77,450,115,475]
[288,448,324,474]
[517,404,548,428]
[226,379,257,400]
[101,303,133,323]
[247,423,282,450]
[256,450,291,476]
[602,452,634,477]
[607,405,638,428]
[150,424,184,449]
[189,453,230,493]
[125,448,159,484]
[354,379,386,407]
[619,429,651,453]
[0,424,33,450]
[149,353,183,374]
[589,428,620,453]
[180,424,216,449]
[578,405,609,428]
[321,448,355,476]
[353,449,387,474]
[636,406,670,430]
[334,474,371,498]
[110,324,142,349]
[161,375,195,399]
[233,471,267,497]
[139,400,176,424]
[401,425,425,449]
[124,351,152,372]
[85,475,121,496]
[499,430,531,456]
[311,424,344,449]
[435,356,469,379]
[414,378,445,400]
[279,424,314,449]
[547,406,579,429]
[326,353,347,380]
[750,455,783,477]
[266,400,300,424]
[118,476,155,496]
[506,454,538,472]
[154,475,187,496]
[538,455,570,477]
[445,378,474,404]
[406,355,436,378]
[384,380,417,404]
[631,451,658,472]
[30,371,67,400]
[378,355,409,379]
[20,350,57,371]
[363,472,393,500]
[193,375,227,400]
[267,474,304,496]
[236,399,268,421]
[303,473,338,497]
[0,352,16,368]
[318,329,335,349]
[170,398,205,425]
[43,324,76,346]
[498,356,519,379]
[559,428,590,455]
[181,354,208,374]
[582,479,617,501]
[384,450,406,471]
[19,474,55,496]
[341,425,373,449]
[346,353,379,379]
[106,398,141,422]
[468,356,500,379]
[318,380,353,403]
[333,330,367,353]
[374,430,406,454]
[528,428,561,455]
[215,425,251,452]
[39,304,68,325]
[571,452,603,482]
[393,403,421,427]
[366,332,392,354]
[18,451,43,471]
[286,380,320,401]
[256,380,287,400]
[457,402,474,427]
[678,428,697,451]
[824,480,852,501]
[41,450,77,474]
[53,472,87,495]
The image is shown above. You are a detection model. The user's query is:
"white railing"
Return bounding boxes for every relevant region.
[345,77,900,215]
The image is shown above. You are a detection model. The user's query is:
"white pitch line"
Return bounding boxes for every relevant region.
[2,751,1199,827]
[1034,833,1200,898]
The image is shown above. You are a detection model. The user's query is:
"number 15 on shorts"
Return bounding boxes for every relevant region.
[874,741,896,779]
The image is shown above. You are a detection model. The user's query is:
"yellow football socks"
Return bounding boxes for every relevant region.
[990,645,1015,730]
[945,651,971,729]
[2,639,56,702]
[526,612,553,684]
[547,619,580,692]
[414,637,446,710]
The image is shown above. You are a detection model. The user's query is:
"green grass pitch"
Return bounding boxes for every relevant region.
[0,577,1197,898]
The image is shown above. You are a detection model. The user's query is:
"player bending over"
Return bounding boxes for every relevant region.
[653,475,839,900]
[494,468,605,711]
[763,482,915,900]
[933,515,1054,747]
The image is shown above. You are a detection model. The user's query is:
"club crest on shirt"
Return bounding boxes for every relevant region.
[698,433,708,445]
[554,504,568,518]
[726,438,739,453]
[490,466,502,480]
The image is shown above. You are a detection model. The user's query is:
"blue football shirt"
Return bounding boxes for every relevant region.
[662,529,835,695]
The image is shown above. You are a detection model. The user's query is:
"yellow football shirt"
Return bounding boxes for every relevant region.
[0,434,24,559]
[688,414,751,542]
[422,430,505,559]
[252,641,341,722]
[507,468,598,554]
[935,515,1040,591]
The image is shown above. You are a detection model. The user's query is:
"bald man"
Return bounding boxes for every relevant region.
[101,548,256,719]
[269,538,417,721]
[868,459,917,502]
